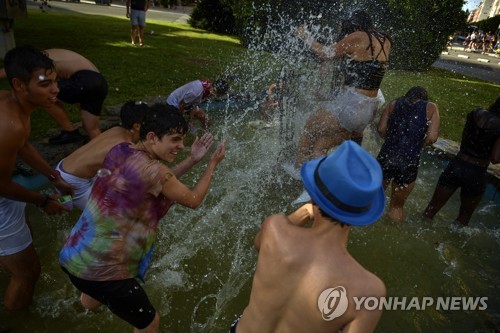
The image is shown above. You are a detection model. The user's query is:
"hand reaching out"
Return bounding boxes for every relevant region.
[190,133,214,163]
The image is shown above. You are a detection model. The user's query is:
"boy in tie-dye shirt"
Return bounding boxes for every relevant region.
[60,104,226,332]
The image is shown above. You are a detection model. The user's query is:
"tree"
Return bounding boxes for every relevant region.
[190,0,467,71]
[189,0,236,34]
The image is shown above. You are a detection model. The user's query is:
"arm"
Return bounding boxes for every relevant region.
[170,133,214,178]
[18,142,75,195]
[0,131,68,214]
[161,141,225,208]
[295,25,356,60]
[145,0,152,11]
[491,137,500,164]
[126,0,131,17]
[423,102,440,146]
[377,101,395,138]
[0,68,6,79]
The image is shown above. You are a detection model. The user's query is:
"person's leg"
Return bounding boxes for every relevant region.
[456,194,482,226]
[80,292,102,310]
[44,102,76,132]
[138,25,145,46]
[295,109,349,168]
[423,184,456,219]
[131,25,138,45]
[0,244,41,312]
[134,313,160,333]
[388,181,416,222]
[80,109,101,139]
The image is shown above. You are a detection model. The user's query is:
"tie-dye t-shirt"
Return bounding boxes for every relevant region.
[60,143,174,281]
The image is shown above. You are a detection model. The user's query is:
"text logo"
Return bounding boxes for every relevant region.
[318,286,349,321]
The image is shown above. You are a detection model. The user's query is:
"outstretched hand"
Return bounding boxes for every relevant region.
[210,140,226,166]
[190,132,214,163]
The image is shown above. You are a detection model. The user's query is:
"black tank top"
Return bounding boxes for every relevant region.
[459,109,500,160]
[130,0,146,10]
[343,32,388,90]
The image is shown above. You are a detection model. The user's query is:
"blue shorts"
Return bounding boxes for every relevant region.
[61,266,156,329]
[130,9,146,26]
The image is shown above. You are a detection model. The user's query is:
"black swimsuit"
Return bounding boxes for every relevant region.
[343,32,389,90]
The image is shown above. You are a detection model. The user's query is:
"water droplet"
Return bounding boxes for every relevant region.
[97,168,112,178]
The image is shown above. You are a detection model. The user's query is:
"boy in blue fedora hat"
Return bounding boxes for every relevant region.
[232,141,386,333]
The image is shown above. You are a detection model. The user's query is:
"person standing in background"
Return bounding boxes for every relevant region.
[126,0,153,47]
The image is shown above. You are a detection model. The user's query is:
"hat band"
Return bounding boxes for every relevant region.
[314,157,371,214]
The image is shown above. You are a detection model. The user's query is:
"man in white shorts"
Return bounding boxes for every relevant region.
[0,46,73,312]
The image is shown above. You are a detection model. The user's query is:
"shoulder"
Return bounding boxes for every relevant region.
[261,214,290,232]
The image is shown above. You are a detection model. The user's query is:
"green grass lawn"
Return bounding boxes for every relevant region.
[2,9,499,142]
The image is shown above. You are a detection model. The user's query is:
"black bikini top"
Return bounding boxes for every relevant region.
[343,32,389,90]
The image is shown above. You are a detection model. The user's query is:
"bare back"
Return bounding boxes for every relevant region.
[339,31,391,63]
[61,127,132,179]
[237,215,385,333]
[44,49,99,79]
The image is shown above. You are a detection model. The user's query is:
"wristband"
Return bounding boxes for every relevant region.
[48,170,61,182]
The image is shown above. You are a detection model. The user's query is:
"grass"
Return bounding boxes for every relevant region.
[2,9,499,142]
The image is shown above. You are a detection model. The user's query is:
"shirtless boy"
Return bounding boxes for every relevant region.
[0,45,73,311]
[233,141,386,333]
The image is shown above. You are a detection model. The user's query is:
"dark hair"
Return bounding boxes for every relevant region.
[4,45,55,87]
[318,206,347,227]
[489,97,500,116]
[345,10,374,34]
[213,78,229,95]
[139,103,188,140]
[120,101,149,129]
[404,86,429,104]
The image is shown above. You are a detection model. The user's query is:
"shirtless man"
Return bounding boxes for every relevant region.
[57,101,216,210]
[43,48,109,144]
[233,140,386,333]
[0,45,73,311]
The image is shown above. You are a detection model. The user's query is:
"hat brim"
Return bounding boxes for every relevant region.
[301,156,385,226]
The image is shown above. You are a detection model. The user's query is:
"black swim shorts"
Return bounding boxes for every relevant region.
[61,266,156,329]
[437,157,489,197]
[57,70,109,116]
[377,153,419,186]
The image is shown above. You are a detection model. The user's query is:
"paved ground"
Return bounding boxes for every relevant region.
[28,0,193,24]
[433,44,500,84]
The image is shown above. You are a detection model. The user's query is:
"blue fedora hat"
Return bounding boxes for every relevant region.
[300,140,385,226]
